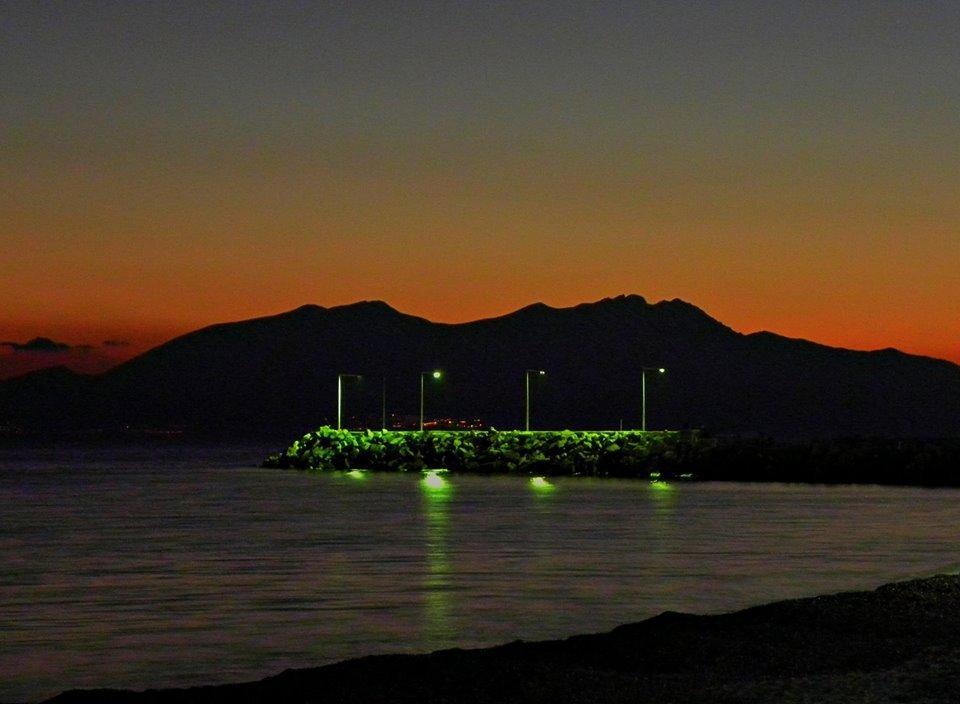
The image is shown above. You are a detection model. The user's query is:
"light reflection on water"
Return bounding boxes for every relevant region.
[421,470,453,647]
[2,445,959,702]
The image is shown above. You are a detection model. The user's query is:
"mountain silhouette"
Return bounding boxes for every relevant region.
[1,295,958,438]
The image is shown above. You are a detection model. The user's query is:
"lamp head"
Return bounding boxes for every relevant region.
[658,367,666,374]
[432,370,442,379]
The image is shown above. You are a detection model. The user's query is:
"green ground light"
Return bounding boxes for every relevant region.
[530,476,555,492]
[421,469,451,491]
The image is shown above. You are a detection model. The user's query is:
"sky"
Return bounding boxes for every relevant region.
[2,0,959,378]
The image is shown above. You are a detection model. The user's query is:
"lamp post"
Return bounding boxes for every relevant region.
[641,367,666,432]
[524,369,546,431]
[381,376,387,430]
[337,374,362,430]
[420,370,442,431]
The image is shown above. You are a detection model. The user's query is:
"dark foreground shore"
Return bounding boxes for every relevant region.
[43,574,960,704]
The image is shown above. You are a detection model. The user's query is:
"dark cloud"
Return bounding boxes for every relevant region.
[0,337,115,354]
[1,337,73,353]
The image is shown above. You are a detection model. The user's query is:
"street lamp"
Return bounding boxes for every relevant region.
[337,374,362,430]
[420,370,442,431]
[641,367,666,432]
[524,369,546,431]
[380,376,387,430]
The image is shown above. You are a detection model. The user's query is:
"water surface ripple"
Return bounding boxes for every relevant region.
[2,445,958,701]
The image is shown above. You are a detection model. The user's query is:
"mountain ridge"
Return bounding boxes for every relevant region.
[1,295,958,438]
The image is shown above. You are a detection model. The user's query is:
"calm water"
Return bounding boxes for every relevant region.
[2,445,959,702]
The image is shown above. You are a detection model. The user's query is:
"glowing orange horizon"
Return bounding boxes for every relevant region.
[3,3,959,378]
[2,291,957,381]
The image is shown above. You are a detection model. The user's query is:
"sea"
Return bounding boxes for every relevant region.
[2,443,958,702]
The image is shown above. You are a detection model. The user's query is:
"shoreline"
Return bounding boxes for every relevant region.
[43,573,960,703]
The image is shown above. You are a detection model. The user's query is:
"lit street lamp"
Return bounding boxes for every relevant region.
[641,367,666,432]
[337,374,362,430]
[380,376,387,430]
[524,369,546,431]
[420,370,442,431]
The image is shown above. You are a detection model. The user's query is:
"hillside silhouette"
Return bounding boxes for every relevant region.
[2,295,958,438]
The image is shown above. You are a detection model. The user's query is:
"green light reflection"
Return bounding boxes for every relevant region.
[421,470,453,647]
[643,477,678,563]
[648,478,678,523]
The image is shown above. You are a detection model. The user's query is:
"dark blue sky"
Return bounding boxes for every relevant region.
[2,1,959,373]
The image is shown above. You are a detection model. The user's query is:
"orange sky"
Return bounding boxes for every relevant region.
[2,2,958,377]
